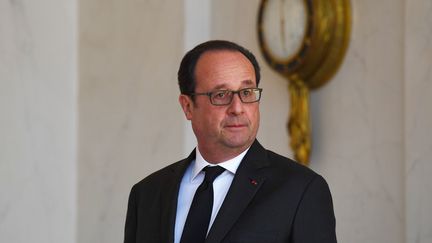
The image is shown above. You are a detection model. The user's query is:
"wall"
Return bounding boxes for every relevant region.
[0,0,77,242]
[405,0,432,242]
[78,0,185,242]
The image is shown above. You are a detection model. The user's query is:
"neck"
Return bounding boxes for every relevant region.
[197,144,251,164]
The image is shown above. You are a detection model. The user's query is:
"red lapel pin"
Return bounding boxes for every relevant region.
[250,179,258,186]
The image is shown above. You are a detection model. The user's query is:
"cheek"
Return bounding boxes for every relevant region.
[248,106,260,123]
[206,111,225,127]
[194,109,224,130]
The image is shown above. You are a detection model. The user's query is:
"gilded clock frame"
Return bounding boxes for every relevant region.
[257,0,351,90]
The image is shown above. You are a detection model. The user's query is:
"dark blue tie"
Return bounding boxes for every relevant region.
[180,166,225,243]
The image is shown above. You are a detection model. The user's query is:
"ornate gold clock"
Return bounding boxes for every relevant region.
[257,0,351,165]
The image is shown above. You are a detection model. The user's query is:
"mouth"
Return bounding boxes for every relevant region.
[225,124,248,129]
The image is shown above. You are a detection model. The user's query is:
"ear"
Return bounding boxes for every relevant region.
[179,94,193,120]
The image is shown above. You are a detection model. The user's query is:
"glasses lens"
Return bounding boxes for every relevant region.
[240,88,260,103]
[211,90,232,105]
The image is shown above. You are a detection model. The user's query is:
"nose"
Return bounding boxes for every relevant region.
[227,93,244,115]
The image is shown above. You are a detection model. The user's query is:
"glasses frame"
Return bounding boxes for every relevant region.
[188,88,263,106]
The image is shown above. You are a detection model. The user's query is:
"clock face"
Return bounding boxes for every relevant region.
[261,0,308,61]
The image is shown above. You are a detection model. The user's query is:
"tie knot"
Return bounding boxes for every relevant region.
[203,166,225,183]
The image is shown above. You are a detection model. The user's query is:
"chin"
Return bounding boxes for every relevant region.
[223,137,253,149]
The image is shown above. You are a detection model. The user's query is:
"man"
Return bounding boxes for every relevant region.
[124,40,337,243]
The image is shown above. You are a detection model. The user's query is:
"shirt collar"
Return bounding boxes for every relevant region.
[191,147,250,181]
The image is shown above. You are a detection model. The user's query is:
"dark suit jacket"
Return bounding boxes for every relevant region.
[124,140,336,243]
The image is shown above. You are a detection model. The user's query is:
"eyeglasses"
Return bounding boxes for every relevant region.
[189,88,263,106]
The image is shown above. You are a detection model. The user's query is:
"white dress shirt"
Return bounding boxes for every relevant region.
[174,147,249,243]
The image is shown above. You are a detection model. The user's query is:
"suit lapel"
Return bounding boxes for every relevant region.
[205,141,269,243]
[160,150,196,243]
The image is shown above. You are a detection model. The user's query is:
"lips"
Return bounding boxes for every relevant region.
[224,123,248,131]
[225,124,246,128]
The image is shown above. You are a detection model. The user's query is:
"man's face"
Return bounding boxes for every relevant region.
[179,50,260,161]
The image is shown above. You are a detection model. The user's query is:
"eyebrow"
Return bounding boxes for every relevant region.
[212,80,255,90]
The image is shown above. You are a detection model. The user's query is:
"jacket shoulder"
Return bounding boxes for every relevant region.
[266,149,317,176]
[262,149,328,191]
[131,159,187,193]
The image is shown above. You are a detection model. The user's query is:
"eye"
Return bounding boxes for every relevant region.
[213,90,228,99]
[241,89,252,97]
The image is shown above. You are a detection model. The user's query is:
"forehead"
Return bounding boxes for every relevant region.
[194,50,256,90]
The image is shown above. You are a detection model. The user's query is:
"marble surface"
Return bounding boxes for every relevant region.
[78,0,185,242]
[405,0,432,242]
[0,0,77,242]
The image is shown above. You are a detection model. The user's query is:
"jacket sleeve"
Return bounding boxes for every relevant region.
[292,175,337,243]
[124,185,138,243]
